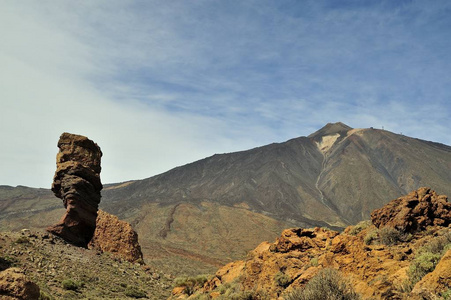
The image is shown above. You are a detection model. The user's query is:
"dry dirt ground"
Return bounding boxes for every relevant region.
[0,230,174,299]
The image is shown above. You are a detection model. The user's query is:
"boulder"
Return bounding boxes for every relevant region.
[47,132,103,247]
[371,187,451,232]
[0,268,40,300]
[88,210,144,263]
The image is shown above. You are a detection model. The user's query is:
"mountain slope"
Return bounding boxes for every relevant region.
[1,123,451,275]
[101,123,451,226]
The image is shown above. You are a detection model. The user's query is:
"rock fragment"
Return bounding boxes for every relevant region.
[0,268,40,300]
[88,210,144,263]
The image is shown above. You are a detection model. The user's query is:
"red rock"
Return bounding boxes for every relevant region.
[0,268,40,300]
[47,133,103,247]
[371,187,451,232]
[88,210,144,263]
[182,189,451,300]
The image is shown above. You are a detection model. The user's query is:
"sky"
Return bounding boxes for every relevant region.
[1,0,450,188]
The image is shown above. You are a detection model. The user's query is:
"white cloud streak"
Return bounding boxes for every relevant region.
[1,0,450,187]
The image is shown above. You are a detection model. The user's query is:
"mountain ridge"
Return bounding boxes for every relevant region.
[1,122,451,275]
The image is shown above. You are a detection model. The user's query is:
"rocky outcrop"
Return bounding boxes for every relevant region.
[179,188,451,300]
[0,268,40,300]
[47,132,103,247]
[88,210,144,263]
[371,187,451,233]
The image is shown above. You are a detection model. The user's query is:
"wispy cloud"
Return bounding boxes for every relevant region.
[1,0,450,187]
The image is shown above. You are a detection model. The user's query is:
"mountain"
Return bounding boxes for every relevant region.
[101,122,451,226]
[1,122,451,275]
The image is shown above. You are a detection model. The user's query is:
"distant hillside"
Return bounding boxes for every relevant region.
[101,122,451,226]
[1,122,451,275]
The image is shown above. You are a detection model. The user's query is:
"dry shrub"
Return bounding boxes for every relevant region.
[283,268,360,300]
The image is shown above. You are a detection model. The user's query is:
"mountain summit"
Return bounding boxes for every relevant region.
[308,121,353,140]
[1,123,451,274]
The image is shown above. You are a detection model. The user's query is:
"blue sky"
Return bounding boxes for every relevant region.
[1,0,450,188]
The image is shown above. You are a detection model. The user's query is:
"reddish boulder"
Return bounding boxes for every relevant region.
[47,132,103,247]
[88,210,144,263]
[371,187,451,232]
[0,268,40,300]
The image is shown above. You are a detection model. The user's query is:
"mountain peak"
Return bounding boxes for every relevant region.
[308,122,353,140]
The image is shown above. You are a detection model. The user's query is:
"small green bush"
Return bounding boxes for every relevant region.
[15,236,30,244]
[38,291,53,300]
[283,268,360,300]
[124,286,147,298]
[61,279,83,291]
[442,288,451,300]
[418,233,451,255]
[174,275,209,296]
[408,252,442,285]
[401,233,451,293]
[378,227,405,246]
[274,271,291,288]
[120,282,128,288]
[310,257,319,267]
[190,294,212,300]
[364,230,378,245]
[348,220,371,236]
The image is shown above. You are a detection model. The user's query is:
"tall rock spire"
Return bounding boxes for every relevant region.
[47,132,103,247]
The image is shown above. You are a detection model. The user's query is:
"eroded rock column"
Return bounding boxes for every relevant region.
[47,132,103,247]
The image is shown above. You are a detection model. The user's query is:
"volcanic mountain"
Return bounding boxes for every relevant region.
[1,122,451,274]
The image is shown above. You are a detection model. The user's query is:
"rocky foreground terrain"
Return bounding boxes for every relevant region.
[0,187,449,299]
[171,187,451,299]
[0,230,173,299]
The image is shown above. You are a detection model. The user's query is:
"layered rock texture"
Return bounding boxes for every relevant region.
[371,187,451,232]
[47,133,103,247]
[89,210,144,263]
[177,188,451,300]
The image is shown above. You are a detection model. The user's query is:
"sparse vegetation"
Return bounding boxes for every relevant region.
[274,271,291,287]
[283,268,360,300]
[61,279,84,291]
[174,275,210,296]
[441,288,451,300]
[402,233,451,292]
[303,257,319,270]
[418,232,451,255]
[124,286,147,298]
[364,229,378,245]
[15,236,30,244]
[363,226,411,246]
[309,257,318,267]
[348,220,371,236]
[378,227,411,245]
[207,278,270,300]
[38,291,53,300]
[0,256,16,271]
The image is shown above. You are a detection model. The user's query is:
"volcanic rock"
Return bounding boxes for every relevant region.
[180,188,451,299]
[0,268,40,300]
[371,187,451,233]
[88,210,144,263]
[47,132,103,247]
